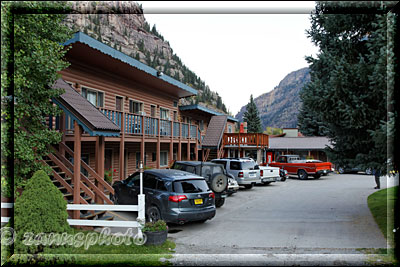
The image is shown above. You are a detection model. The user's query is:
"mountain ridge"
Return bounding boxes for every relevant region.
[235,67,310,129]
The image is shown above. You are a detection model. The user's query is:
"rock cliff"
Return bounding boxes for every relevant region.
[63,1,228,114]
[235,67,310,129]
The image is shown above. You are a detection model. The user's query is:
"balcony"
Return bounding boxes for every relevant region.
[47,108,201,142]
[222,133,269,148]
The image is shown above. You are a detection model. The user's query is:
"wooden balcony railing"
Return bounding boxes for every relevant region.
[223,133,269,148]
[47,108,200,142]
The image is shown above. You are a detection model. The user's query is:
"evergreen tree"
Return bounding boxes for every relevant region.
[243,95,262,133]
[297,1,397,174]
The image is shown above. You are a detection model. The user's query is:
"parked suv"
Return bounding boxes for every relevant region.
[211,158,261,189]
[171,161,229,207]
[111,169,216,224]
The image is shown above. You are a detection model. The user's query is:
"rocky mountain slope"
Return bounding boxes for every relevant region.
[235,67,310,129]
[63,1,228,114]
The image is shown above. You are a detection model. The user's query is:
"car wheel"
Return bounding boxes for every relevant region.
[215,198,225,208]
[280,176,287,182]
[298,170,308,180]
[338,167,345,174]
[146,206,162,222]
[244,184,253,189]
[111,193,119,204]
[313,174,321,179]
[209,174,228,193]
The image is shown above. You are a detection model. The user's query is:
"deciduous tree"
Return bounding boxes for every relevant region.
[1,1,73,191]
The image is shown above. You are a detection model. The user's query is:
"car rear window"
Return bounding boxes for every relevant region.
[173,179,210,193]
[241,161,256,170]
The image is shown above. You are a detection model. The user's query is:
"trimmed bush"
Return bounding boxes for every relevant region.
[14,170,72,254]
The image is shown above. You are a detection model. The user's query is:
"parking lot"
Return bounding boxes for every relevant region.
[166,173,397,254]
[104,172,397,264]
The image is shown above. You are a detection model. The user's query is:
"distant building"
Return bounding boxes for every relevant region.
[267,128,332,163]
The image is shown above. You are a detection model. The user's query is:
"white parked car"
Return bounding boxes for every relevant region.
[258,165,281,185]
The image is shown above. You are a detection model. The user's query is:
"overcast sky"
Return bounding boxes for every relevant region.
[137,1,319,115]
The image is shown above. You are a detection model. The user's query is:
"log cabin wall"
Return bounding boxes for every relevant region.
[60,62,180,119]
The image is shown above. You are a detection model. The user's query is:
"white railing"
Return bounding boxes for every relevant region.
[1,162,146,237]
[1,202,13,224]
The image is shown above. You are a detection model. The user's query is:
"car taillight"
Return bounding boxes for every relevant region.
[168,195,187,202]
[260,170,263,176]
[209,192,215,199]
[238,172,244,178]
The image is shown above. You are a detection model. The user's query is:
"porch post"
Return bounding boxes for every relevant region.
[119,111,125,180]
[178,122,182,161]
[141,116,145,167]
[195,126,198,161]
[73,121,81,219]
[157,118,160,168]
[95,136,105,204]
[187,123,191,160]
[59,113,66,157]
[170,120,173,166]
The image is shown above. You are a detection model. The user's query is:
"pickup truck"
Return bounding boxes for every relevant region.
[266,155,333,180]
[258,165,281,185]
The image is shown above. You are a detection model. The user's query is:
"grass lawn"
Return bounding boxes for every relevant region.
[2,229,175,266]
[366,185,398,265]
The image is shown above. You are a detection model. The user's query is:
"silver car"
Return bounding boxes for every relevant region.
[211,158,261,189]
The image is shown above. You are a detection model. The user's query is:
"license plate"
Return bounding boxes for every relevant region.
[249,173,256,178]
[194,198,203,205]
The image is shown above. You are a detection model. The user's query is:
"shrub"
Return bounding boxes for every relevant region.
[142,220,168,232]
[14,170,72,254]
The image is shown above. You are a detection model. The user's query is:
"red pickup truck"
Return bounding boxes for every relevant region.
[266,155,333,180]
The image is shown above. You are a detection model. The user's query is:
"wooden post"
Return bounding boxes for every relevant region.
[187,123,191,160]
[59,113,66,157]
[73,121,81,219]
[195,126,198,161]
[141,116,145,167]
[95,136,105,204]
[119,111,125,180]
[170,120,173,166]
[178,122,182,161]
[156,118,160,168]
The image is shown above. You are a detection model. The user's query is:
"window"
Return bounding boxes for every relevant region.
[81,87,104,107]
[230,161,241,170]
[173,101,178,107]
[152,152,156,162]
[228,125,232,133]
[160,151,168,167]
[160,108,169,120]
[173,179,209,193]
[143,174,157,189]
[156,179,168,191]
[200,120,204,131]
[116,96,123,111]
[151,105,156,117]
[129,100,143,114]
[173,111,177,121]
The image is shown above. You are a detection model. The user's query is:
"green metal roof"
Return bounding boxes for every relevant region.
[179,104,238,122]
[63,32,197,96]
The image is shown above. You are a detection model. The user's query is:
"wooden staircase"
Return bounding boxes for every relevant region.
[41,142,115,223]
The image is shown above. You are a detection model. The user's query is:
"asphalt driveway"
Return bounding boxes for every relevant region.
[167,173,394,254]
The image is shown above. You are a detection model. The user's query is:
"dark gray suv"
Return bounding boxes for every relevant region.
[171,161,229,208]
[111,169,216,224]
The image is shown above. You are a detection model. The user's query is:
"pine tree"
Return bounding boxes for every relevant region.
[297,1,397,174]
[243,95,262,133]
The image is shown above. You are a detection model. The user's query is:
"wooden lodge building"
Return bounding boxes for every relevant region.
[44,32,269,219]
